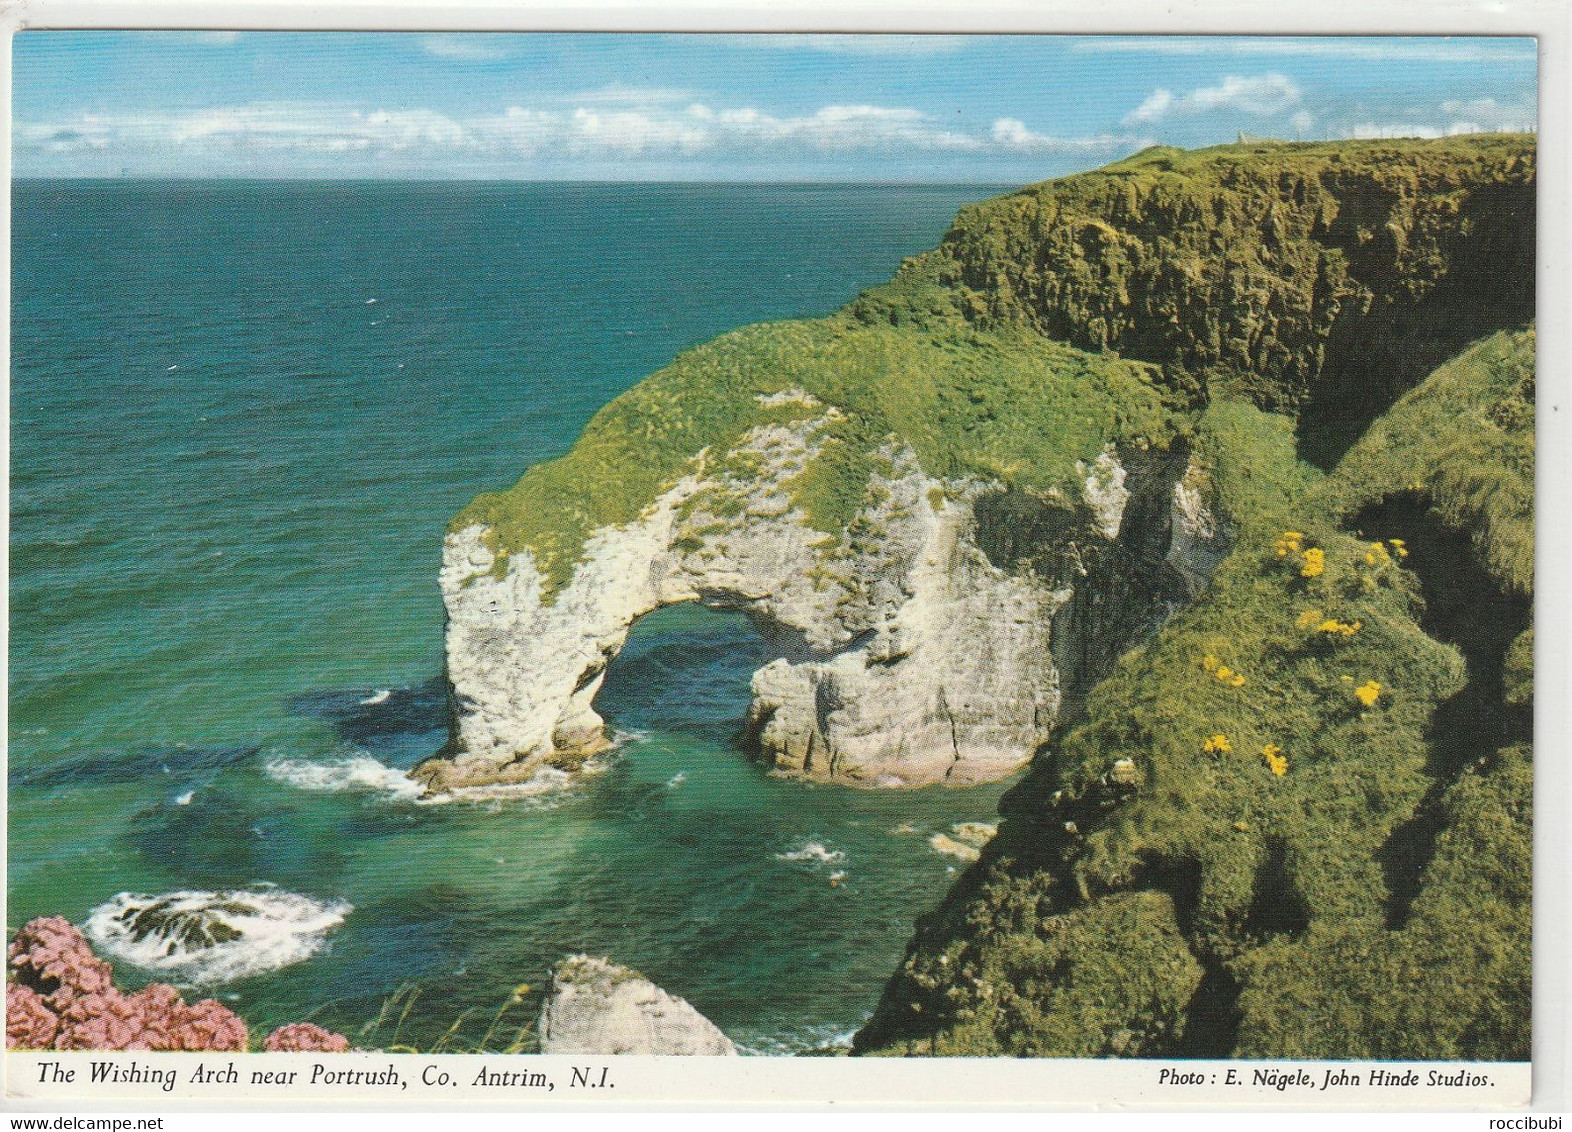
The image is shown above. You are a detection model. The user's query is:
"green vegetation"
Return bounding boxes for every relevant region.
[1318,326,1535,596]
[457,134,1532,599]
[447,135,1533,1059]
[357,982,538,1054]
[924,135,1534,446]
[855,329,1533,1060]
[454,319,1186,595]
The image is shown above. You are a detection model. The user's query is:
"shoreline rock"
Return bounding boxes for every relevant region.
[538,955,737,1056]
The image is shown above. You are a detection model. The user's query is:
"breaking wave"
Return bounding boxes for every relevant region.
[265,754,424,802]
[421,766,573,806]
[83,887,350,986]
[773,841,845,865]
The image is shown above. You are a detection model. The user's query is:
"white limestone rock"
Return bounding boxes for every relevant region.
[538,955,737,1056]
[1078,445,1130,540]
[419,415,1212,793]
[1165,458,1233,598]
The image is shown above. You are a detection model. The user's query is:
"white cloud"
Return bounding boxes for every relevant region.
[419,35,511,62]
[1333,94,1536,140]
[562,85,696,105]
[1124,90,1174,125]
[991,118,1151,154]
[1338,120,1535,140]
[1439,97,1537,131]
[17,98,1151,167]
[725,34,968,56]
[568,107,709,155]
[709,103,981,152]
[1074,37,1535,65]
[1290,110,1316,136]
[1123,73,1302,125]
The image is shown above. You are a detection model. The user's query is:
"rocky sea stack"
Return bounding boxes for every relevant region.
[539,956,737,1056]
[421,135,1533,1060]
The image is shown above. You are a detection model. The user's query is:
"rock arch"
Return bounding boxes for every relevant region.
[415,416,1221,794]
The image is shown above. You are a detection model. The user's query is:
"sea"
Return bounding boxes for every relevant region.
[9,179,1016,1054]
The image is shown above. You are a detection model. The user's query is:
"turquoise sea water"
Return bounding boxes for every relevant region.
[9,180,1017,1053]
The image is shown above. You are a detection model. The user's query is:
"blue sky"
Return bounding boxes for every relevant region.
[12,33,1538,181]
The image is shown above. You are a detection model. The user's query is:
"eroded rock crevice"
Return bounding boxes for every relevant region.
[1356,494,1532,928]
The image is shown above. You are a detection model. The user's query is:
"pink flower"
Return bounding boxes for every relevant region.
[7,984,61,1050]
[55,989,148,1050]
[9,917,332,1053]
[264,1022,351,1052]
[169,998,248,1052]
[7,917,113,1006]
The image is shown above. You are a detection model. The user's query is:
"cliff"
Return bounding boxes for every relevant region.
[420,133,1534,1057]
[420,134,1530,798]
[854,328,1533,1059]
[419,319,1211,790]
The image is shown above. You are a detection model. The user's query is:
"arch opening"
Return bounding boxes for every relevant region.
[592,601,805,751]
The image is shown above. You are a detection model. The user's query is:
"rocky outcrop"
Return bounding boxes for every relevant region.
[538,956,736,1056]
[418,396,1223,792]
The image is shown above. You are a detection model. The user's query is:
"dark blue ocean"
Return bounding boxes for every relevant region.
[9,180,1014,1053]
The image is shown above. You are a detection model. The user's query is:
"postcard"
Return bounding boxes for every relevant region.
[4,18,1549,1111]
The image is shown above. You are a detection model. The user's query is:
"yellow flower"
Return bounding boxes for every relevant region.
[1262,745,1288,776]
[1365,541,1391,567]
[1200,654,1220,672]
[1296,609,1324,630]
[1354,680,1382,707]
[1300,547,1326,578]
[1317,618,1361,638]
[1203,733,1232,755]
[1230,674,1247,687]
[1273,531,1305,557]
[1215,665,1234,681]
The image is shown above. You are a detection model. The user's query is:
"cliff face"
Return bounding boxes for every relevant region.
[422,135,1531,803]
[424,395,1219,791]
[425,134,1533,1059]
[854,327,1533,1061]
[919,137,1534,445]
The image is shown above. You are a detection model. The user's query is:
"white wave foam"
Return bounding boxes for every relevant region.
[84,888,350,986]
[174,791,195,806]
[419,766,572,806]
[265,755,423,802]
[738,1019,863,1057]
[665,771,688,789]
[359,689,392,706]
[773,841,845,865]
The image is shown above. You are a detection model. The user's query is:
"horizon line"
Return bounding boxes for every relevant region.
[11,174,1027,187]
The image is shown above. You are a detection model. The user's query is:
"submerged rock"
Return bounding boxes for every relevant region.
[538,955,737,1056]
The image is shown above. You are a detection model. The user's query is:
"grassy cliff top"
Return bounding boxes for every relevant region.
[455,135,1533,598]
[454,317,1186,593]
[919,133,1534,436]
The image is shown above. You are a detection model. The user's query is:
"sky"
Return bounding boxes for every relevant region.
[11,33,1539,181]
